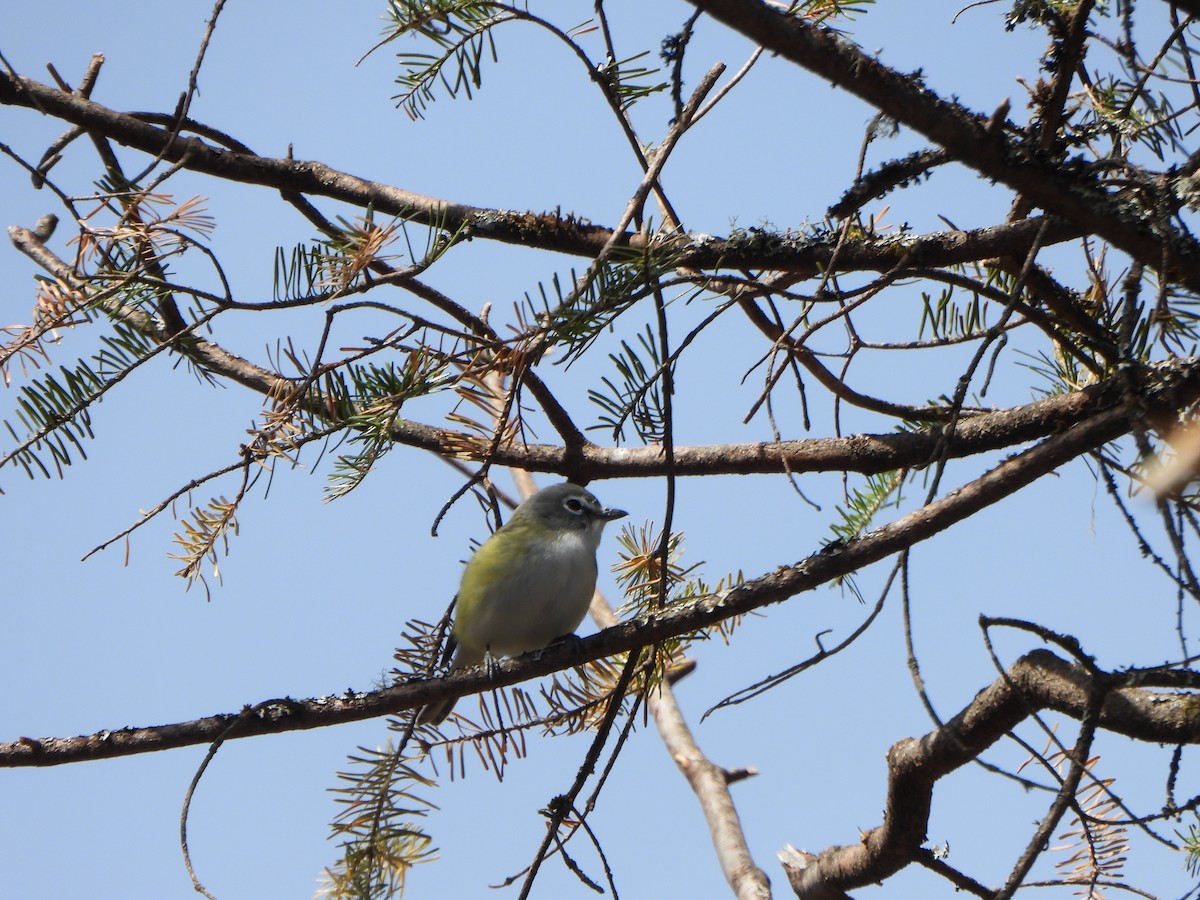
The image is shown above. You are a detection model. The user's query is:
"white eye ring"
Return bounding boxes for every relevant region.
[563,497,584,513]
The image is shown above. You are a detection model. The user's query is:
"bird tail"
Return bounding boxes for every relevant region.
[415,643,482,726]
[416,694,458,726]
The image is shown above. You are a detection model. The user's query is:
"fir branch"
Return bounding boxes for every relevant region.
[1179,815,1200,877]
[321,744,439,900]
[325,348,452,501]
[1,319,158,480]
[168,495,241,592]
[828,469,908,543]
[383,0,513,120]
[588,324,669,445]
[918,278,990,343]
[1053,762,1130,893]
[516,247,678,367]
[0,276,94,385]
[595,50,668,110]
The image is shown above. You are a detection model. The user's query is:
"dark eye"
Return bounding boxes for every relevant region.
[563,497,584,513]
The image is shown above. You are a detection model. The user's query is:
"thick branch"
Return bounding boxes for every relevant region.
[14,222,1200,486]
[783,649,1200,897]
[0,70,1082,275]
[12,220,1200,483]
[0,402,1147,767]
[652,676,772,900]
[408,357,1200,480]
[685,0,1200,291]
[0,70,625,254]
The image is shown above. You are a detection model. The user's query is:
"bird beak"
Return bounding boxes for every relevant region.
[599,506,628,521]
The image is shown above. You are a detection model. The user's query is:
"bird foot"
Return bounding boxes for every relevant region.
[483,649,501,679]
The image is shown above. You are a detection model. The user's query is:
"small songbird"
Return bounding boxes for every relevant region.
[417,482,628,725]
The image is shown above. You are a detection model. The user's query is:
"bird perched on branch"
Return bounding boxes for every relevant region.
[417,482,627,725]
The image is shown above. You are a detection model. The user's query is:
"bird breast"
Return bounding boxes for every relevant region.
[459,529,599,658]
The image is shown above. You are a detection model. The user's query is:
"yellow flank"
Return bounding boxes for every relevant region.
[455,518,551,625]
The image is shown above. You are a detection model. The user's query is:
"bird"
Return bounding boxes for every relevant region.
[417,482,627,725]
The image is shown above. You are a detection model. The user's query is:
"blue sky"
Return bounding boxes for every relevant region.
[2,2,1196,898]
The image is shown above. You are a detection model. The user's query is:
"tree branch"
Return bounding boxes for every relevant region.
[685,0,1200,292]
[11,218,1200,482]
[782,650,1198,897]
[432,357,1200,480]
[0,69,1086,275]
[0,400,1154,768]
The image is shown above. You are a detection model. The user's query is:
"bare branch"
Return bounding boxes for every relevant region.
[0,70,1087,274]
[16,222,1200,487]
[685,0,1200,291]
[782,650,1192,898]
[0,399,1154,768]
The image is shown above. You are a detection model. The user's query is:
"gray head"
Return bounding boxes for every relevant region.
[515,482,627,543]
